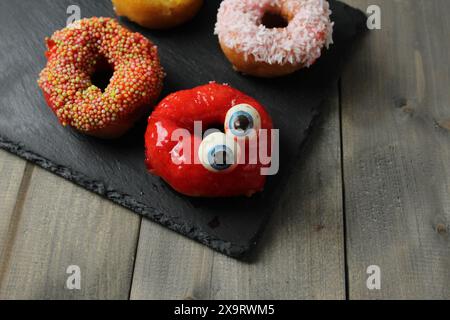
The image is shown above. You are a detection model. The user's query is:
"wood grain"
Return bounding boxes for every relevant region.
[342,0,450,299]
[0,150,27,265]
[0,166,141,300]
[130,88,346,300]
[2,0,449,300]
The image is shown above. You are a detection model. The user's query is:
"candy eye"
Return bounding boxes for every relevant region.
[225,104,261,138]
[198,132,240,173]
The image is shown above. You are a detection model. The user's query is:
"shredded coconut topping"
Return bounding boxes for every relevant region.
[214,0,334,66]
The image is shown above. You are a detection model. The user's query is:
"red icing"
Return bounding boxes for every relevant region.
[145,83,274,197]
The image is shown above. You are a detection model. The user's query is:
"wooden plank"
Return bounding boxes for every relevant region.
[342,0,450,299]
[130,88,345,300]
[0,150,27,262]
[0,166,141,299]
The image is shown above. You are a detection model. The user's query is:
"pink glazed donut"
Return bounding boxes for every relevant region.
[215,0,334,78]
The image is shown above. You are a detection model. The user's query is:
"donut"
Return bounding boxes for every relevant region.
[145,83,274,197]
[214,0,334,78]
[38,17,165,139]
[112,0,204,29]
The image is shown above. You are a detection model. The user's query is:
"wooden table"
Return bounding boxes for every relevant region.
[0,0,449,300]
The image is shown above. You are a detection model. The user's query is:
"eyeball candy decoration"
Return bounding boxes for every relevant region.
[145,83,274,197]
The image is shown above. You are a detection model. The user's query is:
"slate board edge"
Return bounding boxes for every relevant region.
[0,135,257,258]
[0,100,322,259]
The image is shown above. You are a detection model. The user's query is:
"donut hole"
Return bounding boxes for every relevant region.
[90,56,114,92]
[204,122,225,137]
[207,122,225,133]
[261,11,289,29]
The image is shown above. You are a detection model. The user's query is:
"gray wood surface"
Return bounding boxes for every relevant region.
[0,161,141,299]
[1,0,450,300]
[0,151,27,272]
[343,0,450,299]
[130,88,346,300]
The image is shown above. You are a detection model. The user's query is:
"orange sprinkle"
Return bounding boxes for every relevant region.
[38,17,165,132]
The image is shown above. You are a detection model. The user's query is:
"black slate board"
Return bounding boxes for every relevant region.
[0,0,365,258]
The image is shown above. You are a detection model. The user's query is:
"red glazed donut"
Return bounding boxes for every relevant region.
[215,0,334,78]
[38,17,165,139]
[145,83,274,197]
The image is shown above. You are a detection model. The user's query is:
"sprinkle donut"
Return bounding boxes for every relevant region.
[215,0,334,78]
[38,17,165,139]
[145,83,274,198]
